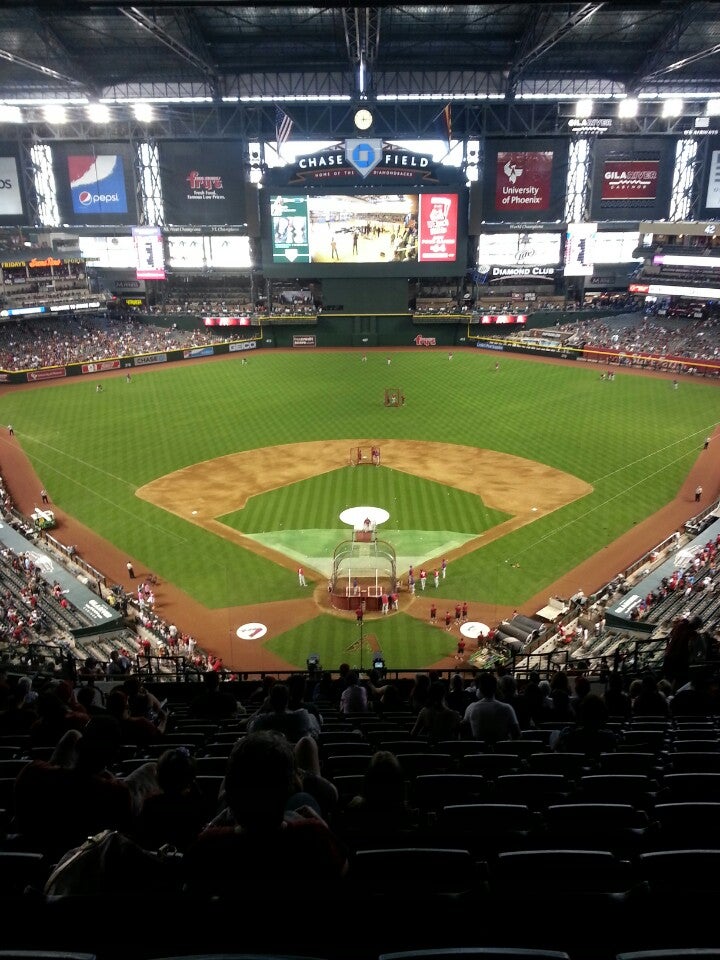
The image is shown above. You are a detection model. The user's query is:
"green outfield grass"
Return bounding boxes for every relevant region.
[3,350,717,624]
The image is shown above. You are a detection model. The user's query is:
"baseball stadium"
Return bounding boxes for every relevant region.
[2,2,720,957]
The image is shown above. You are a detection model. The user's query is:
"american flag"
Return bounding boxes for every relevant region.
[275,105,293,147]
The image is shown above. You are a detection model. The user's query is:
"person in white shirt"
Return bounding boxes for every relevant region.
[463,671,520,744]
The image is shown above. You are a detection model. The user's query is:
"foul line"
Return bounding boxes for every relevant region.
[589,426,716,485]
[509,447,697,563]
[16,437,188,545]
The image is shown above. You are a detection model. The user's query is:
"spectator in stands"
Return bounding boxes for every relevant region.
[523,680,553,727]
[663,616,696,692]
[553,693,617,757]
[105,688,167,745]
[188,670,239,720]
[247,682,321,741]
[549,670,575,721]
[134,747,208,852]
[182,731,348,896]
[462,671,520,744]
[0,677,38,735]
[336,749,419,844]
[287,673,322,728]
[75,683,106,716]
[631,673,671,718]
[14,716,135,859]
[669,666,717,717]
[107,649,131,677]
[409,672,432,714]
[410,680,462,743]
[497,673,533,729]
[311,670,334,704]
[569,674,592,716]
[30,683,89,747]
[330,662,351,704]
[338,669,369,714]
[602,671,632,720]
[445,672,473,715]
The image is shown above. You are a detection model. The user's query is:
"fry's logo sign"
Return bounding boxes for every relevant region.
[414,334,437,346]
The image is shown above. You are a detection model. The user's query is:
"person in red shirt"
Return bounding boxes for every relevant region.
[430,603,437,624]
[444,610,452,630]
[454,603,461,623]
[462,601,468,621]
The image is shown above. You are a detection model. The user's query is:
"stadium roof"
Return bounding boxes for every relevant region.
[1,2,720,137]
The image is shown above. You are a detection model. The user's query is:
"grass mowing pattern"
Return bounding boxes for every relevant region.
[4,349,716,609]
[264,611,457,672]
[220,465,508,574]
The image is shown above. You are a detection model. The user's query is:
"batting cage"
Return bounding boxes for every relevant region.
[329,537,397,612]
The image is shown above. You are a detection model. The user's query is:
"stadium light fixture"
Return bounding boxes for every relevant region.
[662,98,683,117]
[575,98,593,118]
[86,103,110,123]
[617,98,638,118]
[0,104,22,123]
[132,102,154,122]
[707,99,720,116]
[43,103,67,124]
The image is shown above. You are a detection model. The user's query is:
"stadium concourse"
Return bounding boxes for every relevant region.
[1,338,719,677]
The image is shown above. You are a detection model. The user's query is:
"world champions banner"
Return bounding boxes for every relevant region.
[159,141,247,226]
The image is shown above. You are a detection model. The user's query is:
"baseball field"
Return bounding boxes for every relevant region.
[1,347,717,672]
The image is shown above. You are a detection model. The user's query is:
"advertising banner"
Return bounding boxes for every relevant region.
[0,153,25,221]
[159,141,247,226]
[52,142,137,226]
[601,161,659,201]
[589,138,674,220]
[418,194,458,262]
[478,233,561,267]
[699,139,720,217]
[82,361,120,374]
[293,335,317,347]
[481,139,569,223]
[495,152,553,212]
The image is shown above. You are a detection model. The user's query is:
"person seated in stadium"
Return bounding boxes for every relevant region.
[670,666,719,717]
[247,681,321,741]
[631,673,671,718]
[29,682,89,748]
[338,669,369,714]
[602,671,632,720]
[182,731,348,896]
[497,673,534,729]
[311,670,335,704]
[548,670,576,722]
[133,746,208,853]
[188,669,239,720]
[14,716,135,859]
[287,673,322,727]
[553,693,618,757]
[408,672,432,714]
[462,671,520,744]
[411,680,462,743]
[334,749,420,846]
[105,688,167,745]
[107,649,131,677]
[445,671,473,715]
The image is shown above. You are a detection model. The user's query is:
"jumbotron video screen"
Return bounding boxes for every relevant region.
[269,192,460,266]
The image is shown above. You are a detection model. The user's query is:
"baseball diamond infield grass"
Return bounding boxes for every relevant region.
[3,351,717,660]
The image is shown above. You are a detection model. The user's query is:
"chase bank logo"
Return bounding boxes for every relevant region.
[345,139,383,179]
